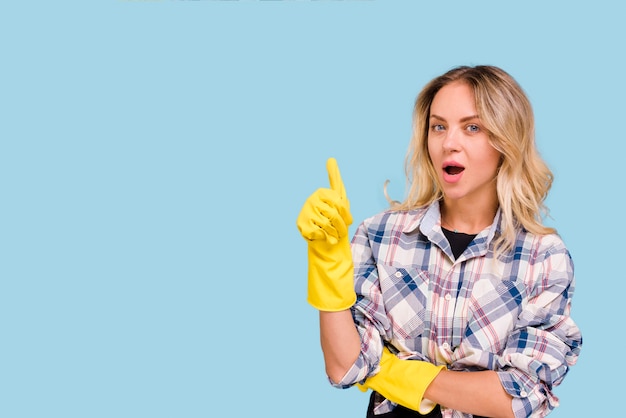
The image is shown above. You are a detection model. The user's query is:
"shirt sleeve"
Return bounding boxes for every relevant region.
[328,220,390,389]
[496,240,582,417]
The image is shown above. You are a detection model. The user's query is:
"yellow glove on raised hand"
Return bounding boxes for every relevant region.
[357,347,446,414]
[296,158,356,311]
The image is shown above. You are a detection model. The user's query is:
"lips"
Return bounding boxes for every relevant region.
[442,162,465,183]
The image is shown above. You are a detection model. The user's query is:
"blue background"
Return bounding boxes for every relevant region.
[1,1,622,417]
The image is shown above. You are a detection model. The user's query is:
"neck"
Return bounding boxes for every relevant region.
[440,200,498,235]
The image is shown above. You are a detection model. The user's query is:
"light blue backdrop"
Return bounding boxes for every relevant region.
[1,1,621,417]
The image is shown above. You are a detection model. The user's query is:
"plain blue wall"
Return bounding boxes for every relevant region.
[1,1,622,417]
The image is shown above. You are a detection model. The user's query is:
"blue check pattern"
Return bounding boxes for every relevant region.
[333,201,582,418]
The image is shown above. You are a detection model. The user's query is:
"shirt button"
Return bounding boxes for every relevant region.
[442,342,449,350]
[445,293,452,301]
[395,271,403,278]
[520,390,528,397]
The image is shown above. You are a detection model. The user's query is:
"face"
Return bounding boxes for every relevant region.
[427,81,501,207]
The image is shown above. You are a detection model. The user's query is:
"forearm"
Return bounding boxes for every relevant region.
[425,370,514,418]
[319,310,361,384]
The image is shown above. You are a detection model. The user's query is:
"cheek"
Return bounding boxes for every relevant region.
[480,148,502,174]
[427,138,438,160]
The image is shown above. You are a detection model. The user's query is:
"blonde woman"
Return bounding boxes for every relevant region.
[297,65,582,418]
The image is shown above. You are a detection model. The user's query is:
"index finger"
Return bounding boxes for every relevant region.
[326,157,346,200]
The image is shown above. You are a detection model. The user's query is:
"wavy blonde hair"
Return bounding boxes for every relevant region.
[390,65,555,253]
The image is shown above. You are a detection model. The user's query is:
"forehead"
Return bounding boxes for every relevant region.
[430,81,477,117]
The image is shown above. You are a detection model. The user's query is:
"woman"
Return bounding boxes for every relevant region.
[296,65,582,418]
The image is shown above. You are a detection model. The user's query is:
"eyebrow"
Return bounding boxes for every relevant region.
[430,114,480,123]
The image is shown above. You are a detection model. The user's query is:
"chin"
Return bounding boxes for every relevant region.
[441,189,466,201]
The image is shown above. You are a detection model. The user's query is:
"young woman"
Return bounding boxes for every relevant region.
[296,65,582,418]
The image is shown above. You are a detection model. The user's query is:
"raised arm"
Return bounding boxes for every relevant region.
[296,157,361,383]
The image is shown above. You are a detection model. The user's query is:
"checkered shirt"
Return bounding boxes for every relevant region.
[332,201,582,418]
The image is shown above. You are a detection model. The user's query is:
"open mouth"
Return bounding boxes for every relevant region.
[444,165,465,175]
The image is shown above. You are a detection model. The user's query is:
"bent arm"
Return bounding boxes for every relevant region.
[426,370,514,418]
[364,240,581,417]
[320,310,361,384]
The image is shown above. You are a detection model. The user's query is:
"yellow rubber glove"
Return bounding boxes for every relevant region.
[357,347,446,414]
[296,158,356,311]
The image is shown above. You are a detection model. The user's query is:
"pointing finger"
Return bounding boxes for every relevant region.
[326,157,346,201]
[326,157,352,226]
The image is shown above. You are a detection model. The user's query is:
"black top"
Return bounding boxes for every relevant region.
[442,227,477,259]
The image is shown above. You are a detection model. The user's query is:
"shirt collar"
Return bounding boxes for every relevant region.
[402,200,503,245]
[401,200,441,235]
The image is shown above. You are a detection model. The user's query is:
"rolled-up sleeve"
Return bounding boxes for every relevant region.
[497,244,582,417]
[329,221,391,388]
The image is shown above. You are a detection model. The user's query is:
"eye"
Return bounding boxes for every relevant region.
[466,124,480,133]
[430,124,445,132]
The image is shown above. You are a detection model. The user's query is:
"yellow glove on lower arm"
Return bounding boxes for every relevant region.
[358,347,446,414]
[297,158,356,311]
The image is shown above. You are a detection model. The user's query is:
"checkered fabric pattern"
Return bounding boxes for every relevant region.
[332,201,582,418]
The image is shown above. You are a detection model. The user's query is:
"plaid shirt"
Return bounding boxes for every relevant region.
[333,201,582,418]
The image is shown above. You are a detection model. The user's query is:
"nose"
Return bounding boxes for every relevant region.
[442,127,461,152]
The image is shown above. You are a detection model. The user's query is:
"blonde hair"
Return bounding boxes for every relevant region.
[391,65,555,253]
